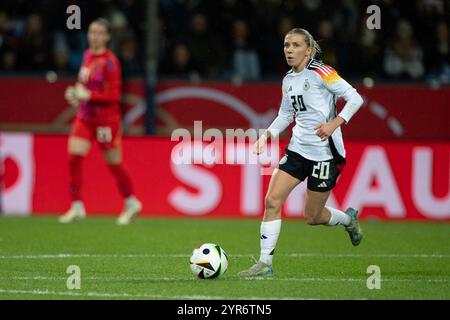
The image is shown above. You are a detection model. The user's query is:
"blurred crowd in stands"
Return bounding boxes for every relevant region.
[0,0,449,84]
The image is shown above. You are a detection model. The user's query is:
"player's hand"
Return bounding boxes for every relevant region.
[252,135,267,155]
[64,86,79,108]
[314,123,335,141]
[315,117,345,141]
[73,83,91,101]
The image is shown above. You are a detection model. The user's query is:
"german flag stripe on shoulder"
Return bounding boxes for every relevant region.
[307,60,341,85]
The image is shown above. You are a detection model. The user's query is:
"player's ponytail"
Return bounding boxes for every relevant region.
[287,28,322,60]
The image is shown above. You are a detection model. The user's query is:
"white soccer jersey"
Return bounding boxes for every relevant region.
[268,59,362,162]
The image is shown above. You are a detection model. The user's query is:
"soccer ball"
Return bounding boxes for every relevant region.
[189,243,228,279]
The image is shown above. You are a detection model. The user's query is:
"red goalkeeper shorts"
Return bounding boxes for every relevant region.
[70,116,122,150]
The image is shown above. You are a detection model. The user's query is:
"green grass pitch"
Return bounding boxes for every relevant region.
[0,216,449,300]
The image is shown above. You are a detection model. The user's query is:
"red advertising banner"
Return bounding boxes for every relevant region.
[1,133,449,220]
[152,82,450,140]
[0,79,449,139]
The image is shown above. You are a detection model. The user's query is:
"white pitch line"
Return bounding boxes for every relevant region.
[257,277,450,283]
[2,276,449,284]
[285,253,450,258]
[0,288,311,300]
[0,253,188,259]
[0,253,449,259]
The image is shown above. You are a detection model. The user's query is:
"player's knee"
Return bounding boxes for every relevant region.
[304,208,322,225]
[103,148,122,164]
[264,194,283,220]
[265,194,282,211]
[69,137,90,153]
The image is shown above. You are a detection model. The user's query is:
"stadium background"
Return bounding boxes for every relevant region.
[0,0,449,220]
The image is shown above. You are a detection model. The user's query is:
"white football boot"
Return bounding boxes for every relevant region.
[59,206,86,223]
[117,197,142,225]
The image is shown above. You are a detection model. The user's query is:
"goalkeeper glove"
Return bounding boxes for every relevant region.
[64,86,79,108]
[73,83,91,101]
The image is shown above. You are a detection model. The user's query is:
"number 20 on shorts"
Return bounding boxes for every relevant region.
[312,161,330,179]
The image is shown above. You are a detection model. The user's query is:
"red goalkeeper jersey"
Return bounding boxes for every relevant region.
[77,49,122,122]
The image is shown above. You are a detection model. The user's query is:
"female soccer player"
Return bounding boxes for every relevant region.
[59,18,141,225]
[238,28,364,277]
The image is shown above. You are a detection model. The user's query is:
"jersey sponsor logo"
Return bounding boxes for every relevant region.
[317,181,328,188]
[288,85,292,92]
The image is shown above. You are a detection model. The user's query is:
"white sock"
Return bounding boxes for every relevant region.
[326,206,351,226]
[71,201,85,211]
[259,219,282,266]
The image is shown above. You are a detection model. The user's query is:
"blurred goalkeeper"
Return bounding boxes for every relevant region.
[60,18,142,225]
